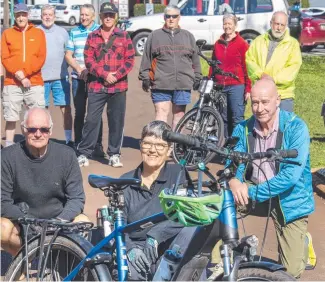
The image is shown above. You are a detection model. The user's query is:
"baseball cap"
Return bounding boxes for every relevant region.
[14,3,29,13]
[100,2,118,14]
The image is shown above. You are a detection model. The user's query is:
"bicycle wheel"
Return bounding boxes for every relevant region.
[237,268,296,281]
[172,106,224,170]
[5,234,112,281]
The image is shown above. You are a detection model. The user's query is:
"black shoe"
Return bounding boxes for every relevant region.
[92,144,106,158]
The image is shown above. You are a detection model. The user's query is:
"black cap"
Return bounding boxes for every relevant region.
[100,2,118,14]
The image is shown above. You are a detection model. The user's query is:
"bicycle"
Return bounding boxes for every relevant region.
[6,132,299,281]
[172,39,239,171]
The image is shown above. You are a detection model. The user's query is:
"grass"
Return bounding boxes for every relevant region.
[200,54,325,168]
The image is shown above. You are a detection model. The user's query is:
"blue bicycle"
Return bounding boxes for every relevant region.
[5,132,298,281]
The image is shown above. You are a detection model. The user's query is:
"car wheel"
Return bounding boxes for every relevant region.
[301,45,315,52]
[241,32,258,45]
[69,16,76,26]
[132,32,150,56]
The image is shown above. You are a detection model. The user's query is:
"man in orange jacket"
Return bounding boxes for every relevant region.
[1,3,46,147]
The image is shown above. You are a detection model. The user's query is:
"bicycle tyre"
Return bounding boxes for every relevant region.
[237,267,296,281]
[172,106,224,171]
[5,233,112,281]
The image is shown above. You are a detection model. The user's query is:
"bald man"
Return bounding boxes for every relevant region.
[1,108,87,256]
[225,79,315,277]
[246,11,302,112]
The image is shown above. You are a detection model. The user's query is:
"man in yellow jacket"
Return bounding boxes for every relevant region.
[246,11,302,112]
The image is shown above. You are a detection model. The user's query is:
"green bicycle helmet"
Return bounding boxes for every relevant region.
[159,189,224,227]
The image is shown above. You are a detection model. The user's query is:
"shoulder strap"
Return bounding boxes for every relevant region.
[97,34,117,62]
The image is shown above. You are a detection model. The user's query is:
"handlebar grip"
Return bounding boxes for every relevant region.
[162,131,201,147]
[272,149,298,158]
[264,148,298,159]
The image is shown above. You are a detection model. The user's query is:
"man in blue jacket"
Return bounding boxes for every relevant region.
[228,79,316,278]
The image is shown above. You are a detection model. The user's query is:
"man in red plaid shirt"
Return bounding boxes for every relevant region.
[77,2,135,168]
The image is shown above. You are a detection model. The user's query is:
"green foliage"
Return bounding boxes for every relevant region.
[133,4,166,17]
[200,54,325,168]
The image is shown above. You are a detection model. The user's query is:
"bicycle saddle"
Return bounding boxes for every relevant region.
[88,174,141,189]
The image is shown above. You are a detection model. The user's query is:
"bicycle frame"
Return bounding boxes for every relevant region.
[63,212,167,281]
[63,164,241,282]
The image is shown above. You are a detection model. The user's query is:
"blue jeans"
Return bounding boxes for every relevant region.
[221,84,245,138]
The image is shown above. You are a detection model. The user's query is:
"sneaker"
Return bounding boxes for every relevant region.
[78,155,89,167]
[305,232,317,270]
[92,144,106,158]
[206,262,224,281]
[108,154,123,168]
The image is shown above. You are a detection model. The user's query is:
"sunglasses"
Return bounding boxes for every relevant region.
[24,126,51,134]
[165,14,179,19]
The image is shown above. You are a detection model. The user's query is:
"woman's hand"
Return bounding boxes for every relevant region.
[245,92,250,101]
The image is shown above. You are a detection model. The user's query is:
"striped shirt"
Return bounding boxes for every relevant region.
[65,22,99,78]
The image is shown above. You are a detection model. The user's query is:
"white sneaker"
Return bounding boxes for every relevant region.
[78,155,89,167]
[108,154,123,168]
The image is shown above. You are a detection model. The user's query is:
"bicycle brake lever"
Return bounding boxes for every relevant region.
[278,159,302,166]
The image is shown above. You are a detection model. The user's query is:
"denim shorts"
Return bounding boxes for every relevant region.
[151,90,191,106]
[44,78,71,106]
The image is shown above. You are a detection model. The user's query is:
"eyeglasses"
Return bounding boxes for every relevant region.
[24,126,51,134]
[140,141,169,151]
[165,14,179,19]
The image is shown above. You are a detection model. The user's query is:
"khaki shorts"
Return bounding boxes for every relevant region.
[2,85,45,121]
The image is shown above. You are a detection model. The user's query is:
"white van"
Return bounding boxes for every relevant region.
[124,0,289,56]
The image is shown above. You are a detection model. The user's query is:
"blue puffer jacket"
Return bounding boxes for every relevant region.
[231,110,315,224]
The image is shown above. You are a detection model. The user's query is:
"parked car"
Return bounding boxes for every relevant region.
[28,4,43,22]
[123,0,289,56]
[300,12,325,52]
[54,4,80,26]
[300,7,325,19]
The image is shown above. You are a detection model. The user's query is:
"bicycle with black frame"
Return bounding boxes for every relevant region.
[172,39,239,171]
[5,131,300,281]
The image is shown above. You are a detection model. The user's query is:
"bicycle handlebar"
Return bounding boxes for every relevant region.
[198,50,239,81]
[162,131,300,165]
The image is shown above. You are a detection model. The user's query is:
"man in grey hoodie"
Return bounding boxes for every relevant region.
[139,5,202,129]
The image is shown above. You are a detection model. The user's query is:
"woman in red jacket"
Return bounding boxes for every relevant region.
[210,14,251,137]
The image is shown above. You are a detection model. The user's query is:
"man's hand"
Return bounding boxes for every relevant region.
[142,79,151,92]
[106,72,117,84]
[127,247,151,273]
[21,78,31,88]
[261,73,274,81]
[229,178,249,206]
[144,236,159,264]
[193,80,200,91]
[15,70,25,81]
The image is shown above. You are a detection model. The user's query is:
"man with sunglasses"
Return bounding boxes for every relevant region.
[1,107,86,257]
[139,5,201,130]
[76,2,135,168]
